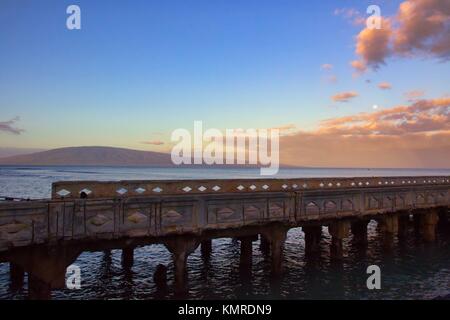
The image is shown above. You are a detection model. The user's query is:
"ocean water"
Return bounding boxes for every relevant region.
[0,166,450,300]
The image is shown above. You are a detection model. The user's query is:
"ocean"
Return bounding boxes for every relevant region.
[1,166,450,299]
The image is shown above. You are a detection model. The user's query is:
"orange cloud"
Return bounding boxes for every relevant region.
[378,82,392,90]
[353,18,392,70]
[326,75,337,84]
[331,91,358,102]
[280,131,450,168]
[0,117,24,135]
[141,140,165,146]
[279,97,450,168]
[404,89,425,101]
[319,97,450,135]
[321,63,333,70]
[350,60,367,74]
[394,0,450,58]
[352,0,450,72]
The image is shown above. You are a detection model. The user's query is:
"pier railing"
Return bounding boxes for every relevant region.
[51,176,450,199]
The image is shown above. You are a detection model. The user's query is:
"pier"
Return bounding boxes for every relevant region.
[0,176,449,299]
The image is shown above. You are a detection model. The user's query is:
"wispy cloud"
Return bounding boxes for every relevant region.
[321,63,333,70]
[0,117,24,135]
[331,91,358,102]
[378,82,392,90]
[141,140,165,146]
[334,8,365,26]
[319,97,450,136]
[404,89,425,101]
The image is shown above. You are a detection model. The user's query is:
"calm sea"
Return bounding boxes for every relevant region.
[1,166,450,299]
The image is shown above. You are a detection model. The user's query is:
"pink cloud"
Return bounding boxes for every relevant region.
[351,0,450,72]
[141,140,165,146]
[279,97,450,168]
[331,91,358,102]
[404,89,425,101]
[378,82,392,90]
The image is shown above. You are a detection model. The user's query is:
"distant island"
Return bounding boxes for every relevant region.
[0,146,173,166]
[0,146,268,167]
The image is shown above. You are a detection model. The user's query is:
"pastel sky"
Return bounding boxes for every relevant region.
[0,0,449,167]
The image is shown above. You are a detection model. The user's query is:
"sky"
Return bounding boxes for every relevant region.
[0,0,449,167]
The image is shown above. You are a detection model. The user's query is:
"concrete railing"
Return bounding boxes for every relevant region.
[51,176,450,199]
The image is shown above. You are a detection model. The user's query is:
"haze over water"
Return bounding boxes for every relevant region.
[0,166,450,299]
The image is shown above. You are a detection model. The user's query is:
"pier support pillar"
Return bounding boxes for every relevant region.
[200,240,212,261]
[153,264,169,298]
[329,220,350,259]
[379,214,399,248]
[259,234,270,255]
[238,236,257,268]
[6,246,81,299]
[351,220,368,246]
[261,225,288,278]
[121,247,134,271]
[437,207,449,228]
[164,236,199,296]
[303,226,322,256]
[237,235,257,283]
[379,214,399,234]
[28,274,51,300]
[398,214,410,239]
[421,210,439,242]
[9,262,24,291]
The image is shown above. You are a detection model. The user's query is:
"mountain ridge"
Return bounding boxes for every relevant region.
[0,146,174,166]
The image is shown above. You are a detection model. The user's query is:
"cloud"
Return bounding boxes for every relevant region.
[0,117,24,135]
[404,89,425,101]
[270,123,298,136]
[353,17,393,71]
[334,8,365,26]
[141,140,165,146]
[331,91,358,102]
[350,60,367,74]
[279,97,450,168]
[321,64,333,70]
[378,82,392,90]
[352,0,450,72]
[394,0,450,59]
[319,97,450,136]
[326,75,338,84]
[280,131,450,168]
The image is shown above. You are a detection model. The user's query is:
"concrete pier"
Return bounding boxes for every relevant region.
[0,175,448,299]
